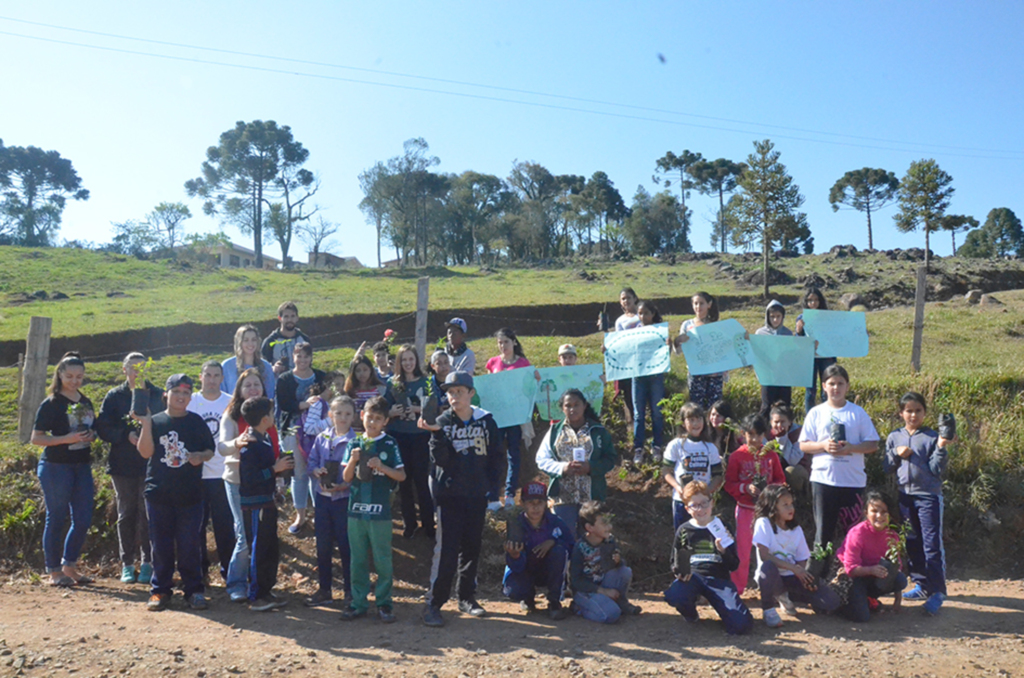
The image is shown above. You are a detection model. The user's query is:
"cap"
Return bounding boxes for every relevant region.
[165,373,194,391]
[521,481,548,502]
[440,371,474,392]
[445,317,468,333]
[558,343,577,356]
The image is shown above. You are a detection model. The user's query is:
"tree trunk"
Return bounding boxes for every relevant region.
[376,218,382,268]
[718,188,727,253]
[762,227,770,298]
[924,226,931,273]
[254,183,264,269]
[866,205,873,251]
[951,230,957,256]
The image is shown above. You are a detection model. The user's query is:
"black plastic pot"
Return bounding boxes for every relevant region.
[828,421,846,442]
[131,388,149,417]
[506,514,525,545]
[320,460,341,490]
[807,557,828,580]
[878,557,900,591]
[938,413,956,440]
[421,397,439,427]
[279,450,294,482]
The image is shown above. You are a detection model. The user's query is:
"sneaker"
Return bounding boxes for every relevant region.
[147,594,169,612]
[305,589,333,608]
[120,566,136,584]
[187,593,208,610]
[763,608,783,628]
[631,448,645,466]
[623,602,642,616]
[287,523,302,535]
[267,593,287,609]
[778,591,797,615]
[867,597,881,612]
[137,563,153,584]
[378,605,397,624]
[923,592,945,616]
[903,584,928,601]
[229,591,248,603]
[651,446,664,465]
[458,599,486,617]
[486,501,503,512]
[548,605,569,621]
[519,599,538,614]
[250,597,278,612]
[339,606,368,621]
[422,605,445,627]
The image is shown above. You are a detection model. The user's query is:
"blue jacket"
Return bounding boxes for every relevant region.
[504,511,575,572]
[884,426,947,496]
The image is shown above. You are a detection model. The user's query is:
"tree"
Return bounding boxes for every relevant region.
[828,167,899,250]
[274,163,319,268]
[938,214,979,255]
[623,186,688,256]
[653,150,702,249]
[447,171,509,263]
[185,120,310,268]
[983,207,1022,257]
[144,202,192,250]
[730,139,808,297]
[957,229,993,259]
[358,162,390,268]
[690,157,745,253]
[507,161,561,260]
[108,219,159,258]
[894,159,954,273]
[298,215,340,265]
[0,140,89,246]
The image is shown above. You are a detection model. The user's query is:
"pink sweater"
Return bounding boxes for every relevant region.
[485,356,531,373]
[837,520,900,573]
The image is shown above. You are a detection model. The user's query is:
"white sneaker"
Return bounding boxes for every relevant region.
[778,591,797,615]
[763,608,783,628]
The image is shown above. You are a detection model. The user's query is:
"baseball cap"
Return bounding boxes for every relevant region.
[558,343,577,356]
[521,481,548,502]
[445,317,468,333]
[440,371,474,392]
[165,373,194,391]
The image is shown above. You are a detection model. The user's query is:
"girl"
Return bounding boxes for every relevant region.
[674,291,724,410]
[613,287,640,428]
[794,288,837,414]
[836,490,907,622]
[724,414,786,595]
[754,300,793,417]
[218,368,281,602]
[662,402,723,532]
[343,355,387,431]
[798,364,880,554]
[427,350,452,419]
[883,392,951,615]
[386,344,435,539]
[630,301,667,466]
[768,401,809,494]
[753,484,840,628]
[276,342,326,534]
[709,399,742,459]
[221,324,277,400]
[305,395,358,607]
[535,389,618,538]
[485,327,539,509]
[31,352,97,587]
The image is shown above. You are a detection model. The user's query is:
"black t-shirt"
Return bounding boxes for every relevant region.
[144,411,216,507]
[33,393,96,464]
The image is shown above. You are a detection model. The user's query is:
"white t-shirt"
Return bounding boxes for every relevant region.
[798,401,880,488]
[615,314,641,332]
[752,516,810,577]
[187,391,232,479]
[663,437,721,502]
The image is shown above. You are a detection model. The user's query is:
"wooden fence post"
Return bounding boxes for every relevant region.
[415,277,430,364]
[18,316,52,443]
[911,265,927,372]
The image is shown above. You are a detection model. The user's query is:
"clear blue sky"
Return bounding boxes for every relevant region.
[2,2,1021,265]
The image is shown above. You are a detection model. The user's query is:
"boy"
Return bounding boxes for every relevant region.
[135,374,216,612]
[664,481,753,635]
[754,300,793,418]
[502,481,575,620]
[570,501,641,624]
[262,301,311,376]
[444,318,476,374]
[557,344,577,367]
[239,396,294,611]
[186,360,234,584]
[371,342,393,381]
[419,371,500,627]
[341,395,406,622]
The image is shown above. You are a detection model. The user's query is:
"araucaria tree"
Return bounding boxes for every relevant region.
[689,157,745,253]
[0,139,89,246]
[730,139,809,297]
[828,167,899,250]
[184,120,311,268]
[894,159,954,273]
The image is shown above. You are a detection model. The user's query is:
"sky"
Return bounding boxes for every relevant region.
[2,2,1022,266]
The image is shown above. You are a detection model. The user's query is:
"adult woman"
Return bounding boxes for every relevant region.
[276,342,326,534]
[221,324,276,400]
[30,352,97,587]
[386,344,435,539]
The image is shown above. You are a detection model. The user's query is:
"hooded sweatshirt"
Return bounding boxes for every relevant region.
[428,405,501,500]
[754,299,793,337]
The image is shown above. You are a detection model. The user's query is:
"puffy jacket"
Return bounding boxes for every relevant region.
[428,406,500,500]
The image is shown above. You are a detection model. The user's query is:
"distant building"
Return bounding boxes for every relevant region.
[208,242,280,270]
[307,252,363,269]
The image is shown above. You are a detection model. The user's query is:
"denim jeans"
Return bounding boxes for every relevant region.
[313,493,351,595]
[491,425,523,501]
[111,474,151,567]
[664,572,753,635]
[147,500,204,597]
[285,434,314,511]
[631,373,665,451]
[573,565,633,624]
[37,461,95,572]
[224,480,250,597]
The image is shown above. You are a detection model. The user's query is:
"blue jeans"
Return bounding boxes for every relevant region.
[146,500,204,597]
[313,493,351,595]
[573,566,633,624]
[201,478,235,582]
[672,500,690,533]
[664,573,754,635]
[804,357,837,413]
[492,425,523,500]
[224,480,250,598]
[631,374,665,451]
[899,492,946,596]
[503,544,568,607]
[37,461,95,572]
[286,435,315,511]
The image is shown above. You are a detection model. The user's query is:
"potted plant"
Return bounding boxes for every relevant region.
[320,461,341,491]
[879,521,909,590]
[355,434,379,482]
[420,376,439,426]
[808,541,834,579]
[131,357,156,417]
[827,414,845,444]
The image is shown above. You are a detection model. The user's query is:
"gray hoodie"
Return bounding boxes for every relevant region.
[755,299,793,336]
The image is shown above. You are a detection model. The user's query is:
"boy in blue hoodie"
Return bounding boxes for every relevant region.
[755,299,794,418]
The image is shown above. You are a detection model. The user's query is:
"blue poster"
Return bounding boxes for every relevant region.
[679,319,751,376]
[803,309,870,358]
[535,364,606,420]
[603,323,671,382]
[750,335,816,387]
[471,369,539,429]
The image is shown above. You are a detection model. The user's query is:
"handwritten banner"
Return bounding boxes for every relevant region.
[750,335,816,387]
[471,368,539,429]
[603,323,671,382]
[803,309,869,358]
[679,318,751,376]
[535,364,606,420]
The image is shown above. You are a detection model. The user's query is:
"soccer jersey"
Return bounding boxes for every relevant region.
[343,433,404,521]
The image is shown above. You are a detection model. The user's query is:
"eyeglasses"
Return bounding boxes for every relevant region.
[686,500,711,511]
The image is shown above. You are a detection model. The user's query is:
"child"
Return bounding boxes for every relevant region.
[884,392,951,615]
[341,396,406,623]
[798,364,880,554]
[613,287,640,427]
[502,480,575,620]
[570,501,641,623]
[754,300,793,417]
[419,371,502,627]
[305,395,358,607]
[708,399,742,458]
[427,350,451,419]
[344,355,387,430]
[557,344,578,366]
[794,288,837,413]
[836,490,907,622]
[724,414,786,594]
[630,301,667,466]
[753,484,840,627]
[664,481,753,635]
[239,396,294,611]
[674,291,723,410]
[444,317,476,374]
[768,401,809,494]
[135,374,216,612]
[371,341,393,381]
[663,402,723,532]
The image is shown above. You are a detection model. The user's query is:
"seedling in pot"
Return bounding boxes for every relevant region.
[131,357,157,416]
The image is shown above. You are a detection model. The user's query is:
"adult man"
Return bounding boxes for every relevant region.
[261,302,311,375]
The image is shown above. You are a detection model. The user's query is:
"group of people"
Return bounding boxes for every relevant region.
[30,291,952,631]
